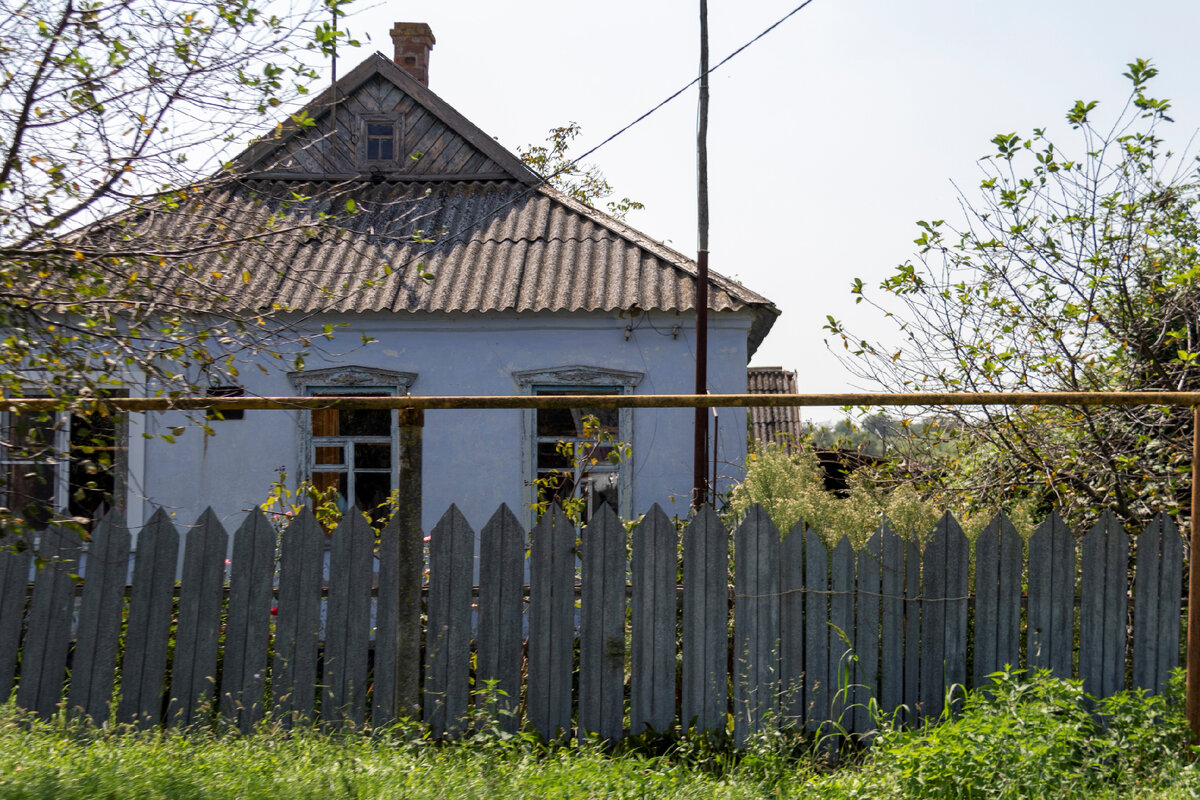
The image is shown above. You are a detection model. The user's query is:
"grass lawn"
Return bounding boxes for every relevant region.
[1,671,1197,799]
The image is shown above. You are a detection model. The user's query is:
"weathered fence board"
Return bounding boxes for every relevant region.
[878,521,905,716]
[631,504,677,735]
[17,526,82,718]
[169,509,228,727]
[1027,511,1074,677]
[579,504,626,741]
[118,509,179,727]
[324,511,374,726]
[829,537,855,729]
[372,512,402,726]
[733,505,780,745]
[902,536,921,720]
[779,520,805,727]
[0,532,32,702]
[220,511,275,732]
[527,505,574,739]
[1080,512,1129,699]
[920,513,968,720]
[682,505,729,733]
[272,509,324,725]
[973,513,1022,686]
[803,529,830,732]
[67,513,131,723]
[475,504,525,731]
[853,527,882,733]
[1133,513,1182,694]
[424,505,473,737]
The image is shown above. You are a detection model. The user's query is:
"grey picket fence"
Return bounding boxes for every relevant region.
[0,502,1186,742]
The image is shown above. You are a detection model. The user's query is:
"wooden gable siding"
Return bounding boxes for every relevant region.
[260,75,506,179]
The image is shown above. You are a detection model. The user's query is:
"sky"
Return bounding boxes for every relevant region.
[323,0,1200,393]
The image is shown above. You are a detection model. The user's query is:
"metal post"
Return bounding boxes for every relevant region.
[1188,405,1200,741]
[395,406,424,718]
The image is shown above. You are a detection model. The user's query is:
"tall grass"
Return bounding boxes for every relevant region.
[0,671,1196,799]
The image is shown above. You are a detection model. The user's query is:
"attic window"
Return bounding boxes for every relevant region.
[364,120,398,162]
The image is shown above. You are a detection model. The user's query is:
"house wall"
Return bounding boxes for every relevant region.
[129,309,753,538]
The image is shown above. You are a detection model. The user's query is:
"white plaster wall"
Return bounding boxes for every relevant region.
[130,309,753,536]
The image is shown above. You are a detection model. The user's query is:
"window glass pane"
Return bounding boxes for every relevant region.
[536,441,573,470]
[367,123,393,137]
[582,472,619,517]
[338,408,390,437]
[315,446,344,466]
[68,411,123,521]
[4,412,57,455]
[7,462,55,528]
[535,391,619,438]
[536,472,575,509]
[536,407,579,438]
[376,138,394,160]
[354,442,390,470]
[354,472,391,524]
[313,471,346,499]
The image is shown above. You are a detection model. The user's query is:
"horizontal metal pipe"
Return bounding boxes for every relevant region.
[2,391,1200,412]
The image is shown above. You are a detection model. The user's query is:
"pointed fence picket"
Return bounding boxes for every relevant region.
[631,504,677,735]
[17,526,82,719]
[579,504,626,742]
[117,509,178,727]
[67,513,130,723]
[527,505,574,739]
[475,504,525,731]
[681,505,728,733]
[0,502,1189,744]
[424,505,473,737]
[168,509,228,727]
[1080,512,1130,699]
[973,513,1022,687]
[272,508,323,725]
[1133,514,1183,694]
[323,512,374,727]
[0,531,32,703]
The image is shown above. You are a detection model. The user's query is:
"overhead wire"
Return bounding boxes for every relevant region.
[372,0,822,285]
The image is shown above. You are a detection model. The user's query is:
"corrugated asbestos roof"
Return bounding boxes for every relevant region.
[748,367,803,450]
[88,177,779,354]
[68,52,778,355]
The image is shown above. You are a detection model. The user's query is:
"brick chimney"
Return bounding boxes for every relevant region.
[390,22,435,86]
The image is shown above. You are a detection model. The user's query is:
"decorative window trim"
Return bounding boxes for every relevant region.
[515,365,642,527]
[288,366,417,394]
[513,365,643,390]
[288,366,417,495]
[360,115,403,165]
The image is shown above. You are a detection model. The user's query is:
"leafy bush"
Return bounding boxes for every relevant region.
[727,441,941,545]
[818,669,1198,799]
[728,439,1048,546]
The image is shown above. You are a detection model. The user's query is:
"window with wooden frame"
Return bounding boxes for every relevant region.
[532,387,622,525]
[0,406,127,529]
[514,366,642,527]
[288,366,416,525]
[362,116,402,164]
[310,389,394,523]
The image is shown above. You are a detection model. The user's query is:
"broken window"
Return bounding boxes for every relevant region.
[532,387,622,525]
[309,390,395,524]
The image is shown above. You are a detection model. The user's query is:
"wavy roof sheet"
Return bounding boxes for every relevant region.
[70,52,779,355]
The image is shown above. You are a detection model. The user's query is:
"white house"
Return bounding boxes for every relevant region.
[13,23,779,536]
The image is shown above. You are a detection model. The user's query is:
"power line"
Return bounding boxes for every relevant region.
[377,1,822,284]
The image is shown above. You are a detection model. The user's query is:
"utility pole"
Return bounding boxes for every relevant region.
[692,0,710,508]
